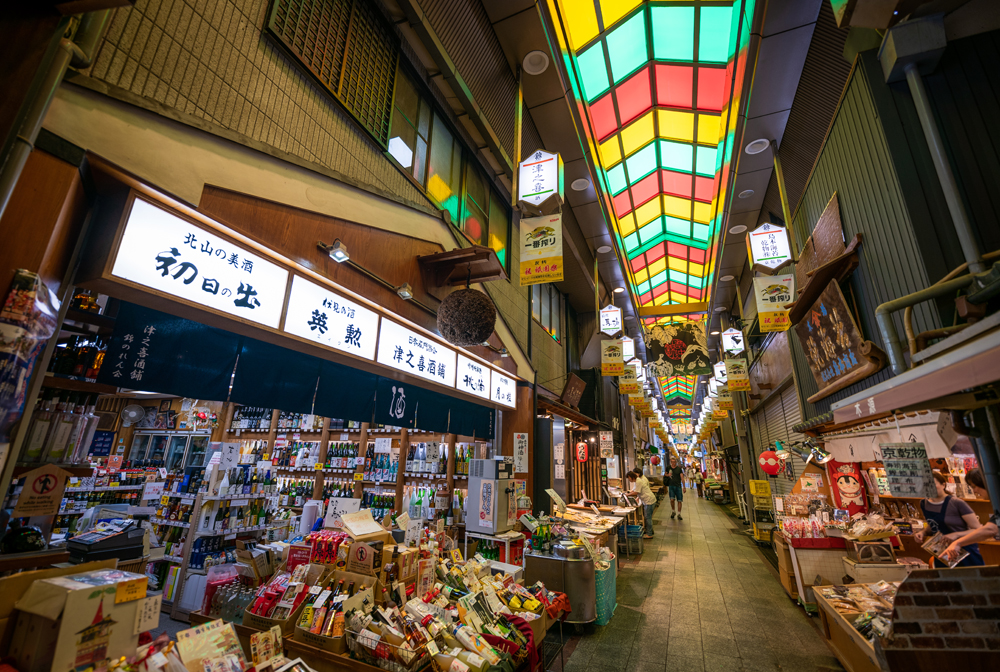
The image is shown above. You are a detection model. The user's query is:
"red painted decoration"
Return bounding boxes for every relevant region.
[759,450,782,476]
[575,442,589,462]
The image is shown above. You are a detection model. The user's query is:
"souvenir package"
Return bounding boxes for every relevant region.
[921,532,969,568]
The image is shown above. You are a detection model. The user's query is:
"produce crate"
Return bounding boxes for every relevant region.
[346,630,432,672]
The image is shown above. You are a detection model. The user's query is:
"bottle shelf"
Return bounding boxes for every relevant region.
[203,493,276,501]
[151,518,191,528]
[66,484,144,492]
[163,554,184,563]
[65,308,116,330]
[41,372,119,395]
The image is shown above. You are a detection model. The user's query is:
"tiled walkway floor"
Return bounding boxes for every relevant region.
[562,494,845,672]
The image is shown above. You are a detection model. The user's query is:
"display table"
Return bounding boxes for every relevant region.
[784,536,901,612]
[814,593,882,672]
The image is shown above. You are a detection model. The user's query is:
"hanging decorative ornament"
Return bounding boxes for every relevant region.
[575,441,589,462]
[650,455,661,466]
[437,287,498,346]
[759,450,782,476]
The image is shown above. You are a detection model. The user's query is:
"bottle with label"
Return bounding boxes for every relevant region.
[42,397,78,463]
[23,396,56,462]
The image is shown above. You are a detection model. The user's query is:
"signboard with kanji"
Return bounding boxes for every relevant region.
[601,339,624,376]
[754,273,795,332]
[721,327,745,355]
[619,364,639,394]
[599,305,622,336]
[725,358,750,391]
[746,222,792,274]
[519,213,563,286]
[517,149,564,215]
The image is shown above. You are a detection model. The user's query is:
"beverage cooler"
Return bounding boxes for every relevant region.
[130,431,211,469]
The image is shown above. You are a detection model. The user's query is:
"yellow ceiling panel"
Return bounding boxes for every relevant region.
[658,110,694,143]
[648,256,667,277]
[663,194,691,219]
[620,112,654,156]
[563,0,600,50]
[633,196,662,226]
[696,114,720,146]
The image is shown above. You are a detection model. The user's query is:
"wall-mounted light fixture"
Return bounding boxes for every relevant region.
[396,283,414,300]
[317,239,350,263]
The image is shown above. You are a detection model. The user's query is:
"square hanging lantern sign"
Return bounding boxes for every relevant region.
[620,336,635,360]
[714,360,728,384]
[754,273,795,333]
[601,339,624,376]
[746,222,793,274]
[518,149,564,216]
[600,304,622,336]
[721,328,744,355]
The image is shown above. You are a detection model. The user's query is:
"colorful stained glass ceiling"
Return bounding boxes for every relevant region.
[660,375,696,405]
[557,0,738,331]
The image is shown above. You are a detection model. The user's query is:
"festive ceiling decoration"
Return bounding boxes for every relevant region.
[659,374,696,405]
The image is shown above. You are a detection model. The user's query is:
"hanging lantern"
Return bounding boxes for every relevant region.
[759,450,782,476]
[575,442,588,462]
[650,455,661,466]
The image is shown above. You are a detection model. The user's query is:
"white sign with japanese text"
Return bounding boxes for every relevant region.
[599,304,622,336]
[517,149,561,209]
[620,336,635,360]
[283,275,379,360]
[514,433,528,474]
[111,198,289,328]
[490,369,517,409]
[721,328,744,355]
[747,222,792,272]
[376,319,456,388]
[456,354,491,399]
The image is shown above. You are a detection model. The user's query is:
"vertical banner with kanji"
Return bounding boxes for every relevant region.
[725,358,750,391]
[601,340,624,376]
[619,364,639,394]
[754,274,795,332]
[519,214,563,286]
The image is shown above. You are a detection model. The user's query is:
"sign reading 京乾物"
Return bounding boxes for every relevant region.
[880,443,936,499]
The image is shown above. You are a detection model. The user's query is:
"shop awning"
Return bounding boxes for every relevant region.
[831,327,1000,424]
[537,396,599,429]
[99,301,495,438]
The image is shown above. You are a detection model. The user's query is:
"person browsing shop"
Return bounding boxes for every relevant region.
[627,470,657,539]
[914,470,984,567]
[666,456,685,520]
[944,468,999,563]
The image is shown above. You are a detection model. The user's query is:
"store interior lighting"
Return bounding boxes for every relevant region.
[318,239,350,263]
[396,283,414,300]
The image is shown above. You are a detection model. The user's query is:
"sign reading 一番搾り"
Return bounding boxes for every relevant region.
[111,197,289,328]
[283,275,379,360]
[517,149,564,214]
[376,319,456,388]
[880,443,936,499]
[619,364,639,394]
[490,369,517,409]
[754,274,795,333]
[519,213,563,286]
[456,354,491,400]
[599,305,622,336]
[601,339,624,376]
[725,357,750,392]
[746,222,792,273]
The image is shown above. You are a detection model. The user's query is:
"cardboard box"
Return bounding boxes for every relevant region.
[10,568,148,672]
[292,571,378,653]
[0,559,116,655]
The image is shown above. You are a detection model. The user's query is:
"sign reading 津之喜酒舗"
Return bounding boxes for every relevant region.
[284,275,379,360]
[376,319,457,388]
[111,198,289,328]
[456,354,491,400]
[490,369,517,408]
[517,149,564,215]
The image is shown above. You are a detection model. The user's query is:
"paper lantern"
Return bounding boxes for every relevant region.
[650,455,661,466]
[759,450,781,476]
[575,442,588,462]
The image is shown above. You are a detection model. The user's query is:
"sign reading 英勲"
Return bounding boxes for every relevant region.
[517,149,565,286]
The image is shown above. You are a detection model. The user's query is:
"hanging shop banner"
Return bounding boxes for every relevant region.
[754,273,795,332]
[721,327,745,355]
[628,393,644,407]
[517,149,564,215]
[601,339,624,376]
[514,433,529,474]
[232,337,320,414]
[376,319,457,388]
[599,305,622,336]
[519,213,563,286]
[714,360,728,385]
[619,365,639,394]
[746,222,792,274]
[283,275,380,361]
[793,281,884,401]
[826,460,868,516]
[725,358,750,391]
[620,336,634,360]
[599,431,613,458]
[880,443,936,499]
[97,302,242,400]
[645,320,711,377]
[712,408,728,420]
[112,197,290,328]
[456,354,491,400]
[490,369,517,409]
[717,385,733,411]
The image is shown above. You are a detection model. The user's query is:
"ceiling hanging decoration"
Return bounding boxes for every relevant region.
[437,288,497,346]
[553,0,745,409]
[645,319,711,377]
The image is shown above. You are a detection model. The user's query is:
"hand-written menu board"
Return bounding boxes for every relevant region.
[880,443,936,498]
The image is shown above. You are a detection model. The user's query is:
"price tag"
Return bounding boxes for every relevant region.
[115,576,148,604]
[354,473,363,481]
[426,640,440,656]
[231,499,249,507]
[315,463,323,470]
[357,630,381,650]
[436,519,444,533]
[147,652,169,669]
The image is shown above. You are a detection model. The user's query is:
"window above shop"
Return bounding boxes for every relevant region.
[532,283,562,343]
[387,65,511,273]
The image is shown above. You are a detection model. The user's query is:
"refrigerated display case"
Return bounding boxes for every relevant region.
[131,432,211,467]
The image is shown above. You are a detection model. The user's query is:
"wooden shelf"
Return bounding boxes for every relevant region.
[42,373,119,395]
[64,308,116,330]
[868,493,992,503]
[0,548,70,572]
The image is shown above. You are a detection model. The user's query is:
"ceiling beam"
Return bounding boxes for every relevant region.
[638,302,710,317]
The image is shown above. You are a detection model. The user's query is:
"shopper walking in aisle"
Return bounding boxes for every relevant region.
[666,456,685,520]
[693,467,704,498]
[914,471,984,567]
[627,469,657,539]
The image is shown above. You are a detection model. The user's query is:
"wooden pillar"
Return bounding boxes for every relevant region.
[213,402,235,443]
[312,416,331,500]
[394,428,409,514]
[446,433,457,497]
[354,422,369,499]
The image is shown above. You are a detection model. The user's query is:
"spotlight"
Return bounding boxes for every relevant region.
[320,239,350,263]
[396,283,414,300]
[738,189,754,199]
[571,178,590,191]
[729,225,747,235]
[710,330,720,335]
[613,287,626,294]
[596,245,613,253]
[720,275,734,282]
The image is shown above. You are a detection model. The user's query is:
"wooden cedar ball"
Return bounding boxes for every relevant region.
[437,288,497,346]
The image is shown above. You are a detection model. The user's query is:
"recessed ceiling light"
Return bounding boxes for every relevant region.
[522,50,550,75]
[720,275,734,282]
[744,138,770,155]
[596,245,613,254]
[710,330,720,335]
[714,307,727,313]
[729,225,747,235]
[613,287,625,293]
[738,189,754,199]
[571,178,590,191]
[625,315,635,320]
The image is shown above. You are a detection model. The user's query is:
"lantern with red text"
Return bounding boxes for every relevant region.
[575,442,588,462]
[759,450,782,476]
[650,455,661,466]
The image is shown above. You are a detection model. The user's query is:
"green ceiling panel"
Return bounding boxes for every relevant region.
[607,163,628,194]
[699,6,733,63]
[659,140,693,173]
[626,143,659,182]
[695,145,717,176]
[606,12,648,83]
[578,43,611,101]
[651,6,694,62]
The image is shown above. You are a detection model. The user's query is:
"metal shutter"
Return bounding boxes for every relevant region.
[771,385,805,496]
